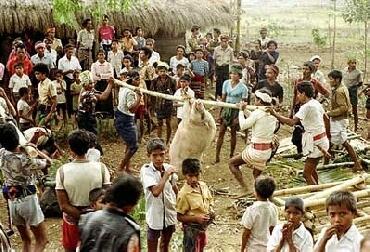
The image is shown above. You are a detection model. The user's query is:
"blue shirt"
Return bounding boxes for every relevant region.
[222,80,248,104]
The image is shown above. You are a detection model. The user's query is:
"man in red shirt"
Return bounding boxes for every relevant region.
[6,43,33,76]
[98,15,115,56]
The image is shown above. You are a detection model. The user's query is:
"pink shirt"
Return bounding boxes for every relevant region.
[99,25,115,44]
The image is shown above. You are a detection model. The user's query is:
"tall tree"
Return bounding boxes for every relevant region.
[235,0,242,53]
[342,0,370,77]
[331,0,337,69]
[52,0,136,28]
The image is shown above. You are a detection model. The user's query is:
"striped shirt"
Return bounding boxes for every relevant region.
[191,59,209,76]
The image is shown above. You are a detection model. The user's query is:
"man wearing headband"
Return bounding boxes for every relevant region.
[45,27,63,55]
[31,41,53,70]
[215,64,248,164]
[291,61,330,158]
[269,81,330,185]
[253,65,283,105]
[229,88,278,190]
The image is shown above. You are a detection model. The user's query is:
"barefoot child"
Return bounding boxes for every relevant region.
[17,87,36,132]
[176,158,214,252]
[241,176,278,252]
[53,69,68,127]
[267,197,313,252]
[314,191,363,252]
[269,81,330,185]
[70,71,82,127]
[140,138,178,252]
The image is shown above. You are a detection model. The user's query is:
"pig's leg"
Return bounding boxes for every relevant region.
[215,123,227,163]
[229,154,248,190]
[165,117,172,145]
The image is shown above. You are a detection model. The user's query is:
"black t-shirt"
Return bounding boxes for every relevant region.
[253,79,284,103]
[79,208,140,252]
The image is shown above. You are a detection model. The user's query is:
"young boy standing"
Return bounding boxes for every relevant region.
[70,71,82,127]
[140,138,178,252]
[267,197,313,252]
[327,70,363,172]
[241,176,278,252]
[17,87,36,131]
[150,62,177,145]
[314,191,363,252]
[176,158,214,252]
[173,74,195,124]
[8,63,31,105]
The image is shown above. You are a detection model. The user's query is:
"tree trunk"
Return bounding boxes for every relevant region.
[235,0,242,53]
[331,0,337,69]
[364,20,368,79]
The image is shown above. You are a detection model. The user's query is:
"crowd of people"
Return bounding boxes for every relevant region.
[0,16,369,251]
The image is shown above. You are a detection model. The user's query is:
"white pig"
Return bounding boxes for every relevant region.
[169,98,216,171]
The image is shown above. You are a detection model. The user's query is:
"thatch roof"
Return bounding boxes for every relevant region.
[0,0,234,37]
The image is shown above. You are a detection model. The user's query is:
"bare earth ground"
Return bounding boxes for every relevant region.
[0,44,369,251]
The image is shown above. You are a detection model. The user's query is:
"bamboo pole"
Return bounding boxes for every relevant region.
[306,174,370,201]
[305,188,370,208]
[317,162,354,170]
[273,182,342,197]
[114,79,262,110]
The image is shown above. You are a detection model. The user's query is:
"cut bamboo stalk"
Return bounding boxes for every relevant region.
[305,188,370,208]
[306,174,370,201]
[317,162,354,170]
[271,197,285,207]
[114,79,261,110]
[273,182,341,197]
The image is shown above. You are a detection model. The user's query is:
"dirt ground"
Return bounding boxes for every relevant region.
[0,42,369,251]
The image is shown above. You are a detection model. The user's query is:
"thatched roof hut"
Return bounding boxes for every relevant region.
[0,0,234,37]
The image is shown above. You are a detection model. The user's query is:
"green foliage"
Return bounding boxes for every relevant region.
[267,22,283,38]
[52,0,139,28]
[131,197,146,223]
[342,0,370,24]
[311,28,327,49]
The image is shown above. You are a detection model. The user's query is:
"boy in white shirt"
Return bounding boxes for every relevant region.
[9,63,31,104]
[174,74,195,124]
[140,138,178,252]
[241,176,278,252]
[314,191,363,252]
[267,197,313,252]
[17,87,36,131]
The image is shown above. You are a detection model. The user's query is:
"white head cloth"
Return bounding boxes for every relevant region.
[255,90,272,104]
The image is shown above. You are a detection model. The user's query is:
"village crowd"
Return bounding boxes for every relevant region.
[0,15,370,252]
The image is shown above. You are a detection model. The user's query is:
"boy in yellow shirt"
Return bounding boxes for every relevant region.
[176,158,215,252]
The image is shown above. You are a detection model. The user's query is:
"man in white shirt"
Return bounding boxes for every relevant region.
[145,38,161,66]
[91,50,114,116]
[31,41,53,70]
[55,130,110,252]
[107,39,124,77]
[173,75,194,123]
[58,44,82,115]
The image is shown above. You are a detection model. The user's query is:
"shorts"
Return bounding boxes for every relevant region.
[147,225,176,241]
[241,145,271,171]
[221,108,239,127]
[115,110,138,152]
[348,86,358,106]
[366,97,370,109]
[330,119,348,145]
[9,194,44,226]
[62,216,80,250]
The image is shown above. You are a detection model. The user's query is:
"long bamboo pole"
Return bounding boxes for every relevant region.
[114,79,262,110]
[306,174,370,201]
[305,188,370,208]
[273,181,342,197]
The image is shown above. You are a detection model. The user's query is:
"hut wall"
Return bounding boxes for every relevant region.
[155,33,186,62]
